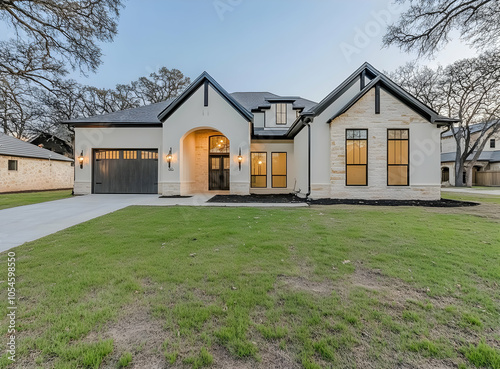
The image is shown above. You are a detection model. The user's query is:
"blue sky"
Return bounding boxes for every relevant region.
[32,1,481,102]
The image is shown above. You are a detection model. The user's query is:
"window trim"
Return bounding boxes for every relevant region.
[8,159,18,171]
[276,103,287,125]
[387,128,410,187]
[345,129,368,186]
[251,152,267,188]
[271,152,287,188]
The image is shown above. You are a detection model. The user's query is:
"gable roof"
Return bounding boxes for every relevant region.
[61,99,175,125]
[286,62,459,138]
[158,71,253,122]
[0,133,73,162]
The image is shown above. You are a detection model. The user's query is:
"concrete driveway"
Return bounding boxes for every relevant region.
[0,194,308,252]
[0,195,158,252]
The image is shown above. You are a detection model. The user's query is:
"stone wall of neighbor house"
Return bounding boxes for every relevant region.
[326,87,441,200]
[0,155,73,193]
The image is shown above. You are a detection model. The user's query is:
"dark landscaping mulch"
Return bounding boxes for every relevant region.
[159,195,192,199]
[207,194,479,207]
[309,198,479,207]
[208,194,305,203]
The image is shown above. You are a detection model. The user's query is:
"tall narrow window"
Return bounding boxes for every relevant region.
[387,129,409,186]
[276,103,287,125]
[272,153,287,188]
[251,152,267,188]
[346,129,368,186]
[490,139,496,148]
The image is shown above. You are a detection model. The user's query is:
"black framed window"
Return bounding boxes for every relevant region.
[387,129,409,186]
[8,160,18,171]
[346,129,368,186]
[251,152,267,188]
[490,139,496,149]
[271,152,287,188]
[209,135,230,154]
[276,103,287,125]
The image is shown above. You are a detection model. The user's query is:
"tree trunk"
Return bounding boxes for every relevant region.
[465,166,474,187]
[454,157,464,187]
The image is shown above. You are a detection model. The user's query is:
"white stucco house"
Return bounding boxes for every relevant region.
[64,63,458,200]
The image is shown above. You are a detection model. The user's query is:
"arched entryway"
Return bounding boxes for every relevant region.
[180,128,230,194]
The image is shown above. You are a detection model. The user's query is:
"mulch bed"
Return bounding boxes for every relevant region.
[207,194,479,207]
[159,195,192,198]
[207,194,304,203]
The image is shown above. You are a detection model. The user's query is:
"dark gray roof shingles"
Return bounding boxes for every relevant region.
[0,133,73,162]
[63,99,175,124]
[441,150,500,163]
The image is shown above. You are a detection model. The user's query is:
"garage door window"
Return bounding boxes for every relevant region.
[142,151,158,160]
[123,150,137,159]
[95,151,119,160]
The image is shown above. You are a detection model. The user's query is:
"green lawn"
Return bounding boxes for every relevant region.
[0,203,499,368]
[441,191,500,205]
[0,190,73,210]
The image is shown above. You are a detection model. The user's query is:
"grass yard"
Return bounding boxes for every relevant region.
[0,190,72,210]
[441,191,500,205]
[0,200,499,368]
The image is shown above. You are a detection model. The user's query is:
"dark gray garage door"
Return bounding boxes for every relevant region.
[93,149,158,194]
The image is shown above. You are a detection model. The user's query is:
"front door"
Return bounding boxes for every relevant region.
[209,155,230,190]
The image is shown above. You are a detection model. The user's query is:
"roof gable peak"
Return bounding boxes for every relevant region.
[157,71,253,122]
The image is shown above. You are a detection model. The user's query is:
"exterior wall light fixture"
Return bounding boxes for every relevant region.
[238,148,243,171]
[166,148,173,171]
[78,151,84,169]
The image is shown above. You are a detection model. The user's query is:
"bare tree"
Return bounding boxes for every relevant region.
[130,67,191,105]
[389,52,500,186]
[383,0,500,57]
[0,0,124,90]
[0,76,43,138]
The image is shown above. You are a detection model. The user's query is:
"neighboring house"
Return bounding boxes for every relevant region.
[64,63,457,200]
[0,133,74,193]
[30,133,73,158]
[441,122,500,186]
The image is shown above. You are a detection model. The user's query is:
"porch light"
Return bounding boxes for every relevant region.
[238,148,243,171]
[78,151,84,169]
[166,148,173,170]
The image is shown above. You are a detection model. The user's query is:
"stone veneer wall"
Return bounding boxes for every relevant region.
[0,155,74,193]
[327,88,441,200]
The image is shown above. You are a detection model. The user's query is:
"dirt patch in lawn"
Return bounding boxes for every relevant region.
[210,343,300,369]
[425,202,500,220]
[91,301,169,369]
[276,275,334,295]
[348,263,458,309]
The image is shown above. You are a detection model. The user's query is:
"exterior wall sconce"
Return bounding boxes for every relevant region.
[78,151,84,169]
[238,148,243,171]
[166,148,173,171]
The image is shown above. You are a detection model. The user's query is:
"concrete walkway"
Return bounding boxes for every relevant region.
[0,194,308,252]
[441,187,500,196]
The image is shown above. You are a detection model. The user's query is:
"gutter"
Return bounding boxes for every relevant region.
[302,117,313,198]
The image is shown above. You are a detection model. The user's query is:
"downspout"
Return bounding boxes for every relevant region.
[302,117,313,199]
